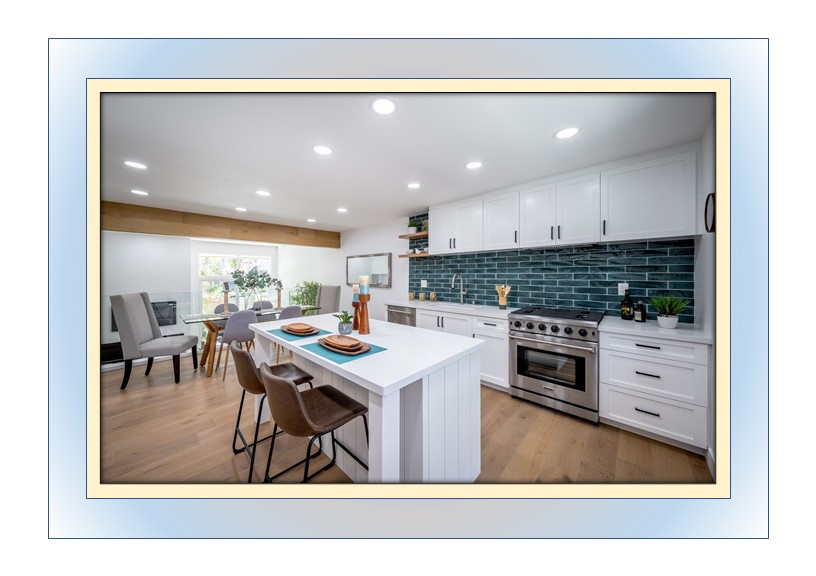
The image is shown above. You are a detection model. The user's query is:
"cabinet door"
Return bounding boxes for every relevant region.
[600,150,697,242]
[417,310,443,331]
[429,205,454,254]
[474,329,509,388]
[519,184,557,248]
[441,313,472,337]
[557,173,600,245]
[452,199,484,252]
[483,190,519,250]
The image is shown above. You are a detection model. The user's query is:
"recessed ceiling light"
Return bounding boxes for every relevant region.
[337,207,348,213]
[465,161,482,170]
[130,189,148,196]
[313,145,333,155]
[554,127,581,139]
[370,97,397,115]
[306,218,316,223]
[255,190,271,197]
[235,207,247,212]
[124,160,147,169]
[407,182,421,189]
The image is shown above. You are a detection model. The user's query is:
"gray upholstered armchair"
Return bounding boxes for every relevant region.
[109,292,199,389]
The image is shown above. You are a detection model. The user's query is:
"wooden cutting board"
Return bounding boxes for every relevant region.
[318,338,371,356]
[323,335,363,350]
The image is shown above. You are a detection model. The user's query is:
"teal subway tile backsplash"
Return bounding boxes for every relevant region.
[407,231,696,323]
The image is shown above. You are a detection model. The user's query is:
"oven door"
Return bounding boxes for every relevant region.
[509,332,598,411]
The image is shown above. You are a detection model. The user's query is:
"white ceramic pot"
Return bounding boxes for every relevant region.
[656,315,679,329]
[408,227,418,234]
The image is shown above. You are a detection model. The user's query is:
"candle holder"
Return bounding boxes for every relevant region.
[357,294,371,335]
[352,300,360,331]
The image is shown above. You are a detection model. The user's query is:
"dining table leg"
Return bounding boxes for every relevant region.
[200,321,221,377]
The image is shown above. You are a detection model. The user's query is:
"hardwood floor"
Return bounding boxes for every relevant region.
[99,354,713,484]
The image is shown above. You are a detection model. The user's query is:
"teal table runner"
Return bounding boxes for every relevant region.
[300,341,388,364]
[267,328,332,342]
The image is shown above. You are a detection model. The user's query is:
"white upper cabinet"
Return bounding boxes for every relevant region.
[600,150,697,242]
[519,183,556,248]
[556,173,601,245]
[483,190,520,250]
[429,198,483,254]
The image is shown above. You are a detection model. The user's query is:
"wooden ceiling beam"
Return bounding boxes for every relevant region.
[100,201,340,248]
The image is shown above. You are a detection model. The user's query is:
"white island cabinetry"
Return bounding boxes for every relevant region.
[251,314,483,483]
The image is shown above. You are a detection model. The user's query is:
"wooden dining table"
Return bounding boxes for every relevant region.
[180,306,319,376]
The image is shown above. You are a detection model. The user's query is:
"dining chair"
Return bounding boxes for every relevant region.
[109,292,199,389]
[215,310,257,380]
[229,341,314,482]
[274,305,303,362]
[252,300,275,310]
[260,364,369,483]
[315,285,341,314]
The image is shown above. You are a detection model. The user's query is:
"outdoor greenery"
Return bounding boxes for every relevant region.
[649,294,689,316]
[231,266,274,305]
[290,280,321,307]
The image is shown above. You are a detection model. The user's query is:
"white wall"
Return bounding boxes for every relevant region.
[339,217,410,321]
[276,245,344,307]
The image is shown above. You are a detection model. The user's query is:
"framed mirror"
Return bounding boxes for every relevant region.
[346,252,392,288]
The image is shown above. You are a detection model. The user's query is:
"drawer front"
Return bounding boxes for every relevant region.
[600,350,708,406]
[600,384,707,448]
[600,332,709,365]
[475,317,508,333]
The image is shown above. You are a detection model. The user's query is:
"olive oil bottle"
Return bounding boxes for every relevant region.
[620,289,634,320]
[634,299,646,322]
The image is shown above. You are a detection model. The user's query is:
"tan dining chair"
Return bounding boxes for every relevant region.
[260,364,369,483]
[229,341,314,482]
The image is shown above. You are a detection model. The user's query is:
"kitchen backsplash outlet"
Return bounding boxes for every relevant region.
[406,218,695,323]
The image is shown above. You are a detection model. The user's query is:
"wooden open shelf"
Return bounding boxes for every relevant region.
[399,253,430,259]
[398,231,429,240]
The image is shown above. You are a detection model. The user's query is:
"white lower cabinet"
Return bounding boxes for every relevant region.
[472,317,509,389]
[417,310,473,338]
[599,331,711,450]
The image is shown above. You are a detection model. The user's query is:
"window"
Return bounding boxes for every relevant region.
[198,254,272,314]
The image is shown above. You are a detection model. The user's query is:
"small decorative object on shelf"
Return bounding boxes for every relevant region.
[358,294,371,335]
[496,284,511,310]
[333,311,355,335]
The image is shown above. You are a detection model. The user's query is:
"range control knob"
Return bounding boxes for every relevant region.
[563,326,573,335]
[578,328,588,337]
[550,325,560,333]
[526,322,534,330]
[513,320,522,328]
[538,324,546,331]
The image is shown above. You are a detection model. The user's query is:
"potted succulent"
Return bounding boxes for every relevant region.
[333,310,355,335]
[407,218,419,234]
[649,294,689,329]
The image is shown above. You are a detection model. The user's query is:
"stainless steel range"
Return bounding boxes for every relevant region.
[509,307,605,422]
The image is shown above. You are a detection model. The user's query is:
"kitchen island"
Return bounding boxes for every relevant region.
[250,313,484,483]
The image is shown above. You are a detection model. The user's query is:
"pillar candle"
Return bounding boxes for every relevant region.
[358,276,370,295]
[352,284,359,302]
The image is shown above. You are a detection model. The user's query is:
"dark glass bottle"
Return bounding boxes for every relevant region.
[634,299,646,322]
[620,289,634,320]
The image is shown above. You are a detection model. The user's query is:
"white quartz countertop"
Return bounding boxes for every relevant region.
[251,313,484,396]
[384,299,518,320]
[599,316,714,344]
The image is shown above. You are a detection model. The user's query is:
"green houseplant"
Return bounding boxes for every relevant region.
[407,218,418,234]
[333,310,355,335]
[290,280,320,308]
[231,266,273,309]
[649,294,689,329]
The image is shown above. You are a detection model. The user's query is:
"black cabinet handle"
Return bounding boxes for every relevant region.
[557,225,561,239]
[635,407,661,418]
[484,322,497,327]
[436,316,440,328]
[635,370,661,379]
[449,239,452,249]
[603,219,607,235]
[635,343,661,350]
[453,238,456,249]
[441,317,445,328]
[550,226,554,240]
[514,230,518,243]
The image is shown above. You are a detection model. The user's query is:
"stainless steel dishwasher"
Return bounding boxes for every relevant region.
[386,304,416,327]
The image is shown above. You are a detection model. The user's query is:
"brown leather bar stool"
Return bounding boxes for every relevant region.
[229,341,314,483]
[260,363,369,483]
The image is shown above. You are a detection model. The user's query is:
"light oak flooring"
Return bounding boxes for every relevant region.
[100,354,713,484]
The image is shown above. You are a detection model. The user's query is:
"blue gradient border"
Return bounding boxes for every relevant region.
[49,38,768,538]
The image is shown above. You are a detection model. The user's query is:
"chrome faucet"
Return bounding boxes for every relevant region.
[451,273,467,304]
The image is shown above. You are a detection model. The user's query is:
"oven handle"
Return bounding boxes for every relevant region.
[509,334,597,354]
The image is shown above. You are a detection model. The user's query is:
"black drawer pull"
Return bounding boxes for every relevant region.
[550,226,554,240]
[635,343,661,350]
[635,407,661,418]
[483,322,497,327]
[635,370,661,379]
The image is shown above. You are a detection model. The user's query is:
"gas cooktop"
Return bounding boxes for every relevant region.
[510,307,605,324]
[509,307,605,341]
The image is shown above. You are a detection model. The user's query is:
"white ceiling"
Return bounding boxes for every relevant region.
[101,92,714,233]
